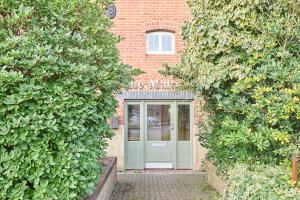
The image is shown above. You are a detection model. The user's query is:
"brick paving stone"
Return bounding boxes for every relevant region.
[110,172,220,200]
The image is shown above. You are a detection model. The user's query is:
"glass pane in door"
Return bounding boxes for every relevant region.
[147,105,171,141]
[128,105,140,141]
[178,105,190,141]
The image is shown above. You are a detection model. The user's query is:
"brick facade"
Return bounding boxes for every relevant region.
[111,0,193,124]
[107,0,205,171]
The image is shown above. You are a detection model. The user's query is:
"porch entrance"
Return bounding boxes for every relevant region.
[125,101,193,169]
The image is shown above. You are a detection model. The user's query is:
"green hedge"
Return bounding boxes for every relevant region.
[163,0,300,169]
[0,0,137,199]
[163,0,300,198]
[226,164,299,200]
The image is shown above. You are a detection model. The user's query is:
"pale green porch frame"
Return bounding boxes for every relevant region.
[124,100,194,170]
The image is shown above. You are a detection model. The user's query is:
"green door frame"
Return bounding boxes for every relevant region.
[176,101,194,169]
[124,100,194,170]
[144,101,174,168]
[124,101,144,169]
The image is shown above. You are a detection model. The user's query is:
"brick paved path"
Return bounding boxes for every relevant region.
[110,172,220,200]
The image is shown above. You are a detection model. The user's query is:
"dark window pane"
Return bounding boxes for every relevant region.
[147,105,171,141]
[178,105,190,141]
[128,105,140,141]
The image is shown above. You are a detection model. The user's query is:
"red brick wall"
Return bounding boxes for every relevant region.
[111,0,199,125]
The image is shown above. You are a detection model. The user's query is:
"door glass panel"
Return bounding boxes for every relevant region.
[178,105,190,141]
[128,105,140,141]
[147,105,171,141]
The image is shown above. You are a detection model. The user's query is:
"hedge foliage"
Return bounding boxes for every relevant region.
[163,0,300,169]
[0,0,137,199]
[226,164,299,200]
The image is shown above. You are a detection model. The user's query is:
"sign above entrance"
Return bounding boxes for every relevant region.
[129,80,179,90]
[116,91,194,100]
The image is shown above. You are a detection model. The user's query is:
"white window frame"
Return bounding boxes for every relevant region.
[146,31,175,55]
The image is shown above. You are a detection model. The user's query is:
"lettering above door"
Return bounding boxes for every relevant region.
[129,80,179,90]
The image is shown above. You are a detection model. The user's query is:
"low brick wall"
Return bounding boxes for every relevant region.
[86,157,117,200]
[205,160,226,197]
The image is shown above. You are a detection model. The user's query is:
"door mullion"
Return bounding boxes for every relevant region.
[124,102,128,169]
[173,101,177,169]
[141,100,145,169]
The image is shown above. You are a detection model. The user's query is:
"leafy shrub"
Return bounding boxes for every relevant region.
[226,164,299,200]
[0,0,137,199]
[163,0,300,169]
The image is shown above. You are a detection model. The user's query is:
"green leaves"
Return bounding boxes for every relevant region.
[0,0,136,199]
[226,164,299,200]
[164,0,300,179]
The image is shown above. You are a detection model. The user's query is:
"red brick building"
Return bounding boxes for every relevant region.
[107,0,205,170]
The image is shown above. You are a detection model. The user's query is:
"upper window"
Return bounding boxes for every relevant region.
[146,31,175,54]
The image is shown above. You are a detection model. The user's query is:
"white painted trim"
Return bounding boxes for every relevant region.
[145,162,173,168]
[151,143,167,147]
[146,31,175,55]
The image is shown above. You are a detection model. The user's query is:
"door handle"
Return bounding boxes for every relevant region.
[170,123,174,129]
